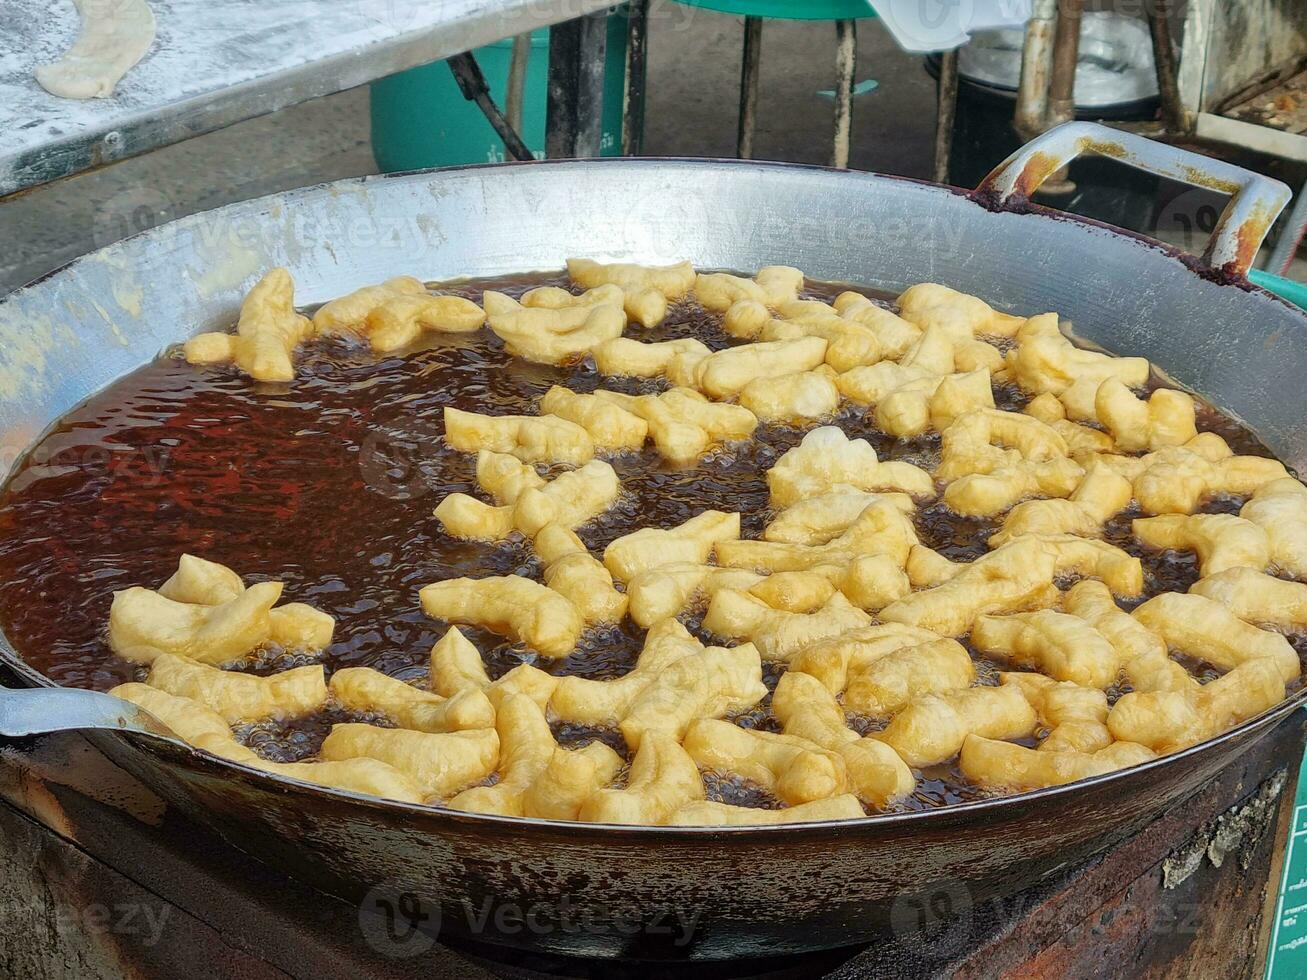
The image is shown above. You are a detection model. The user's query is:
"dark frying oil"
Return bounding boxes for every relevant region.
[0,273,1280,812]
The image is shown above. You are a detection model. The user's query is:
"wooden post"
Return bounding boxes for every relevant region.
[736,16,763,160]
[933,49,959,185]
[623,0,650,156]
[546,13,609,159]
[831,20,857,169]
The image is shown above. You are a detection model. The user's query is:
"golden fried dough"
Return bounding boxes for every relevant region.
[538,386,649,452]
[434,459,619,540]
[1061,581,1192,694]
[1241,478,1307,578]
[603,510,741,582]
[145,653,326,724]
[971,611,1119,689]
[329,667,495,732]
[313,276,485,351]
[567,258,695,299]
[717,498,917,573]
[683,719,848,805]
[184,268,313,382]
[895,283,1026,339]
[533,524,628,625]
[767,426,935,507]
[1107,658,1285,753]
[443,408,595,465]
[447,693,558,816]
[592,387,757,462]
[1091,441,1287,515]
[875,685,1038,768]
[579,735,705,825]
[1133,513,1270,577]
[701,589,871,662]
[989,463,1132,545]
[522,741,625,821]
[619,643,767,750]
[625,563,764,627]
[764,487,914,546]
[1006,313,1149,396]
[959,735,1154,791]
[1132,592,1299,681]
[1190,566,1307,630]
[770,670,914,805]
[880,539,1059,636]
[695,266,803,312]
[549,619,704,726]
[419,576,584,658]
[320,724,500,800]
[483,290,625,364]
[842,638,976,715]
[787,623,943,693]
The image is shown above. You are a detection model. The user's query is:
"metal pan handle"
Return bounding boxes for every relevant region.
[0,683,175,742]
[975,121,1291,279]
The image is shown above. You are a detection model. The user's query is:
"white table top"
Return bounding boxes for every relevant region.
[0,0,614,196]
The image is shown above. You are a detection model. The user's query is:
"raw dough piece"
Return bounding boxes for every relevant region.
[36,0,157,100]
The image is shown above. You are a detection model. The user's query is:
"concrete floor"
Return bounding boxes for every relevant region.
[0,3,1301,293]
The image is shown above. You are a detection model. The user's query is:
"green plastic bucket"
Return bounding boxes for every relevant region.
[371,15,628,170]
[672,0,876,19]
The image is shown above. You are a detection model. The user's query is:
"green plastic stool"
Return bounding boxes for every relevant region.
[670,0,879,166]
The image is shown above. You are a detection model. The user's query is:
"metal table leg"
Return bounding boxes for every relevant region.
[1268,183,1307,275]
[737,16,763,160]
[623,0,650,156]
[546,12,609,159]
[1147,0,1187,133]
[831,19,857,169]
[933,48,959,185]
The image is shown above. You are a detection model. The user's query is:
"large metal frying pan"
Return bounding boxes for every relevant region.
[1,123,1304,961]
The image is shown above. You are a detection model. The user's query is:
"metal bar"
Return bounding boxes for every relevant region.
[623,0,650,155]
[933,48,959,185]
[1013,0,1058,142]
[737,16,763,160]
[1268,183,1307,275]
[447,53,535,162]
[1194,112,1307,165]
[1176,0,1214,117]
[831,20,857,169]
[504,34,532,139]
[546,13,608,159]
[977,120,1291,278]
[1146,0,1188,133]
[1046,0,1083,129]
[1041,0,1083,195]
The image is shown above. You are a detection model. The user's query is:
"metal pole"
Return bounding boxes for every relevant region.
[447,53,534,162]
[504,34,532,140]
[546,13,608,159]
[1146,0,1188,134]
[1013,0,1058,142]
[1268,185,1307,275]
[1041,0,1083,195]
[737,16,763,160]
[623,0,650,156]
[933,48,959,185]
[831,19,857,169]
